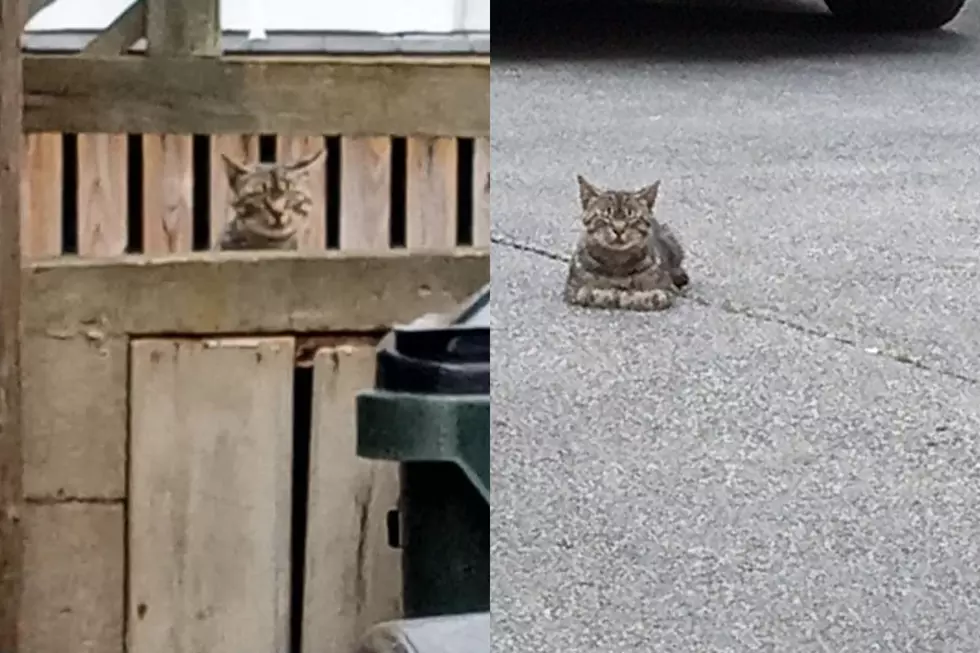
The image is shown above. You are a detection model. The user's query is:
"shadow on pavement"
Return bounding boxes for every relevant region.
[492,0,974,62]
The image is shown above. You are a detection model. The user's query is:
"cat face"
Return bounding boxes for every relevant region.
[222,150,324,241]
[577,175,659,252]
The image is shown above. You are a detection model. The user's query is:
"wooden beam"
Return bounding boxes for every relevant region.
[0,0,25,650]
[24,55,489,136]
[80,0,146,56]
[145,0,219,57]
[24,249,490,336]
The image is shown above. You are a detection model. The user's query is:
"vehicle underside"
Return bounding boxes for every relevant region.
[823,0,967,30]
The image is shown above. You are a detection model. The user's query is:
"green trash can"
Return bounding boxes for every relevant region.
[356,284,489,619]
[355,613,489,653]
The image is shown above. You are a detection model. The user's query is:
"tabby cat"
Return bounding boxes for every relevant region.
[216,150,324,251]
[563,175,689,311]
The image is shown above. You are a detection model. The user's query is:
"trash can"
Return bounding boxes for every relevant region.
[356,283,489,619]
[354,613,489,653]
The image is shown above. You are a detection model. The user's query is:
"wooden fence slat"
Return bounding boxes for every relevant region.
[0,2,24,649]
[25,251,491,337]
[209,134,259,248]
[276,135,327,251]
[406,137,457,249]
[77,133,128,256]
[302,345,402,653]
[21,133,62,258]
[129,337,295,653]
[23,334,128,500]
[142,134,194,254]
[472,137,490,247]
[340,137,391,251]
[21,504,125,653]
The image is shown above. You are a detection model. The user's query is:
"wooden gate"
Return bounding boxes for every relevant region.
[18,251,488,653]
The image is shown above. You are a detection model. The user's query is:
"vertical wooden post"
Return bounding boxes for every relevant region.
[0,0,24,650]
[146,0,221,57]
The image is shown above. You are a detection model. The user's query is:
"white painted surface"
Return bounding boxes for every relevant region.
[26,0,490,33]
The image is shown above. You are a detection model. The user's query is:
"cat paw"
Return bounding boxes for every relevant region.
[563,285,621,310]
[621,288,673,311]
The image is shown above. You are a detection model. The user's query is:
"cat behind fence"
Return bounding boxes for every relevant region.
[215,149,324,251]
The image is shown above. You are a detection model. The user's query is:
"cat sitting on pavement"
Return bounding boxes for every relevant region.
[563,175,689,312]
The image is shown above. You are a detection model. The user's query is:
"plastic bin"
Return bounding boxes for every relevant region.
[354,612,489,653]
[356,284,490,619]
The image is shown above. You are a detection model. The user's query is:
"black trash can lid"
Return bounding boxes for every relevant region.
[393,283,489,366]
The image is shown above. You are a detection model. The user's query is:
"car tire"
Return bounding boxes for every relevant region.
[824,0,967,30]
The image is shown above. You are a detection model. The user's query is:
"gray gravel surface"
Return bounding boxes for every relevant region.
[491,1,980,650]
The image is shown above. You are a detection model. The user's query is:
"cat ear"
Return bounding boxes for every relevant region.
[221,154,249,188]
[635,180,661,208]
[577,175,600,209]
[285,149,326,177]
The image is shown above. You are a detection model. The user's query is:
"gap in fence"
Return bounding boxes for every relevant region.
[61,133,77,255]
[457,138,475,247]
[389,137,407,249]
[23,132,490,259]
[326,137,341,250]
[192,135,211,251]
[290,364,314,653]
[127,134,143,254]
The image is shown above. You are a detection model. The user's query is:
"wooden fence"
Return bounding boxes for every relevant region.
[18,252,488,653]
[21,132,490,257]
[1,1,491,652]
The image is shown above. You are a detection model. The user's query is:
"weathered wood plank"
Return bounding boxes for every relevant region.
[129,337,294,653]
[277,135,327,251]
[303,345,402,653]
[77,133,128,256]
[146,0,219,56]
[143,134,194,254]
[22,335,127,500]
[472,137,490,247]
[24,250,489,336]
[24,56,490,137]
[21,503,125,653]
[21,133,62,258]
[0,0,25,649]
[210,134,259,248]
[406,137,457,249]
[340,137,391,251]
[80,0,147,56]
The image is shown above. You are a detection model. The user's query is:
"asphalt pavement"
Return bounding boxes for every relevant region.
[491,1,980,650]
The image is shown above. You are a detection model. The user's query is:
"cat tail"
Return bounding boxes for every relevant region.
[656,223,685,268]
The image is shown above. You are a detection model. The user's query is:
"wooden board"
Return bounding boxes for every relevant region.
[472,137,490,248]
[0,0,24,649]
[340,137,391,251]
[277,135,327,251]
[146,0,219,56]
[20,503,125,653]
[81,0,147,56]
[25,56,490,137]
[406,137,457,249]
[142,134,194,254]
[22,334,128,500]
[24,250,490,337]
[302,345,402,653]
[129,337,295,653]
[210,134,259,248]
[77,133,128,256]
[21,133,63,258]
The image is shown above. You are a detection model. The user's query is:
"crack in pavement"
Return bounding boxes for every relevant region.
[491,233,980,387]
